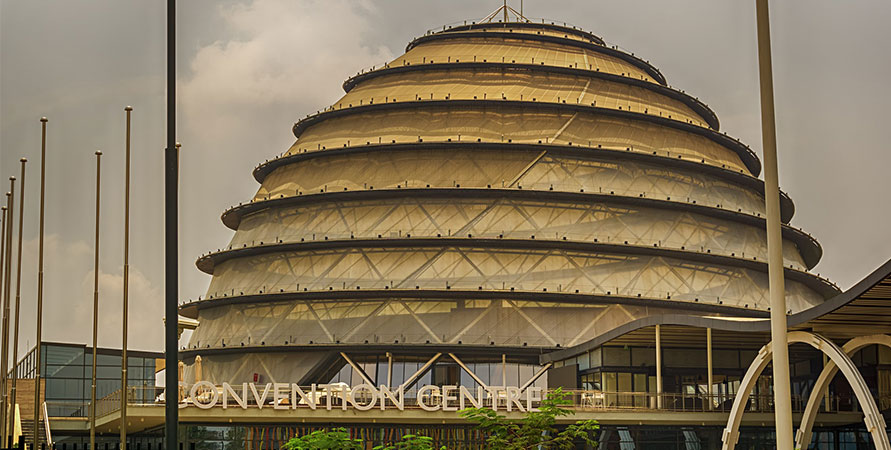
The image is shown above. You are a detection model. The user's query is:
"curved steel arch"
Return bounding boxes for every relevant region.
[796,334,891,449]
[721,331,889,450]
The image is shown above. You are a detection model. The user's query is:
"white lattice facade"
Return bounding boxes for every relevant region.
[181,21,837,384]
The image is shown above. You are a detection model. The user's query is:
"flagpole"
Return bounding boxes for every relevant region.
[0,204,6,445]
[33,117,48,450]
[755,1,793,448]
[164,0,180,447]
[90,151,102,450]
[1,181,15,448]
[121,106,132,449]
[9,158,27,444]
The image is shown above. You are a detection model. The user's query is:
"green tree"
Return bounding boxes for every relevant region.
[373,434,444,450]
[282,428,443,450]
[282,428,364,450]
[459,387,599,449]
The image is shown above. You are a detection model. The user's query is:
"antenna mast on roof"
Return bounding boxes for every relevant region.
[481,1,529,23]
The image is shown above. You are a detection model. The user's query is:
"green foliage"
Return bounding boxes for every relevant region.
[459,387,599,450]
[281,389,598,450]
[282,428,444,450]
[373,434,445,450]
[282,428,364,450]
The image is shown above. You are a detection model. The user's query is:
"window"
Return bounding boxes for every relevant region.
[603,347,630,366]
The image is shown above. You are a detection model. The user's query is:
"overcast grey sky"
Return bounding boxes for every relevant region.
[1,0,889,353]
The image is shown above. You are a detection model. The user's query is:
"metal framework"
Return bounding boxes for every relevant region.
[795,334,891,449]
[181,19,834,393]
[720,331,889,450]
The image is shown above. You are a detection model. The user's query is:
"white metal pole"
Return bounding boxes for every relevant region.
[755,1,794,448]
[707,328,713,410]
[655,325,662,409]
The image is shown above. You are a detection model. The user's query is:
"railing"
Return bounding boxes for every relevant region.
[47,386,869,418]
[42,402,53,446]
[95,386,164,418]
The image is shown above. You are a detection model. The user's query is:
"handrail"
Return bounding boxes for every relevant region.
[41,401,52,447]
[47,386,867,417]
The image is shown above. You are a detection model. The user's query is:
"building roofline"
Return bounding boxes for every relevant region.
[25,341,163,359]
[539,257,891,363]
[787,257,891,325]
[405,29,667,86]
[432,21,606,46]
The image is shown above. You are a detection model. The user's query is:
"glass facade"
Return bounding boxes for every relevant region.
[14,343,162,418]
[175,424,881,449]
[327,358,547,398]
[14,342,164,446]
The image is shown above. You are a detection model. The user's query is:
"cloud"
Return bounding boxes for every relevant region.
[11,234,166,356]
[179,0,392,139]
[176,0,395,302]
[88,265,165,351]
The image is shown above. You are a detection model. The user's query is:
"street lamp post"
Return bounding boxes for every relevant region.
[755,1,794,448]
[164,1,180,448]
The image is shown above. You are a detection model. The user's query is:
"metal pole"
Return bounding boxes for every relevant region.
[33,117,48,450]
[503,0,507,21]
[165,0,180,448]
[707,328,713,410]
[386,352,393,387]
[121,106,133,450]
[90,150,102,450]
[655,325,662,409]
[0,204,6,445]
[755,1,793,448]
[9,158,27,442]
[1,181,15,447]
[0,204,5,445]
[822,353,830,411]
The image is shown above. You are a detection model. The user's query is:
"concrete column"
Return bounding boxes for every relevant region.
[707,328,713,410]
[502,354,507,387]
[656,325,662,408]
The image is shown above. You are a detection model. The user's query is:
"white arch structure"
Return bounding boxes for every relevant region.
[795,334,891,449]
[721,331,889,450]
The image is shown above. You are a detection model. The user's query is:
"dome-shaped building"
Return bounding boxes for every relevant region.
[180,18,838,389]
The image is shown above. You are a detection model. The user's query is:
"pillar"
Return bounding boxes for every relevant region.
[656,325,662,408]
[707,328,713,410]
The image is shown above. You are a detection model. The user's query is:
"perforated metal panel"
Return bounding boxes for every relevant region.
[183,20,834,384]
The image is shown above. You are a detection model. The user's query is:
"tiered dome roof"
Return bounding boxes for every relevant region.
[181,19,837,384]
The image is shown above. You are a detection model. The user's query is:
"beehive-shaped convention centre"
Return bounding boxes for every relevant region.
[20,11,891,450]
[183,16,838,384]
